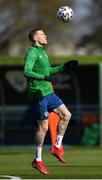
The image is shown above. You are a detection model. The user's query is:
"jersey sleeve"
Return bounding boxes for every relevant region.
[49,64,64,75]
[24,48,44,80]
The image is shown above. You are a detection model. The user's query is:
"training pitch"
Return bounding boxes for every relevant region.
[0,146,102,179]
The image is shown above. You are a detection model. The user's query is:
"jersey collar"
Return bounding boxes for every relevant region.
[32,43,43,49]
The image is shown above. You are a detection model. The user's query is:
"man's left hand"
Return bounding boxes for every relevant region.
[64,60,79,71]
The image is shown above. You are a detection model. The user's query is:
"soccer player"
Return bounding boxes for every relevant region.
[24,28,78,175]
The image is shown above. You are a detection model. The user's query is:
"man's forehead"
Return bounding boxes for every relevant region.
[36,30,44,35]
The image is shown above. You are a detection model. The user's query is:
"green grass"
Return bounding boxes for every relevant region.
[0,55,102,65]
[0,146,102,179]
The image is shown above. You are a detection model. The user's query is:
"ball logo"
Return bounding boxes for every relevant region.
[44,111,48,117]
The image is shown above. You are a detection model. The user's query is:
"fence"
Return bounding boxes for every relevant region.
[0,64,99,145]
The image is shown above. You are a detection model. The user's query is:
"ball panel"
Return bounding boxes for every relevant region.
[57,6,74,22]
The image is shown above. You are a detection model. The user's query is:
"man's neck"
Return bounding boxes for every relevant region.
[35,42,43,47]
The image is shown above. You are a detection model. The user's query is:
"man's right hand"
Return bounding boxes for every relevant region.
[44,76,57,83]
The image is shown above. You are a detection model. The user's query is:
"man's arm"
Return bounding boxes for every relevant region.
[24,48,57,83]
[24,48,44,80]
[49,64,64,75]
[49,59,78,75]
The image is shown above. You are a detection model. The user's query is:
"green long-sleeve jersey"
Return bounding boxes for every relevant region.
[24,44,64,99]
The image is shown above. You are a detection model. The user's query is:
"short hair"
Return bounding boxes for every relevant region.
[28,28,42,43]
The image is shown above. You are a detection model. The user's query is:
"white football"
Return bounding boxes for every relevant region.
[57,6,74,22]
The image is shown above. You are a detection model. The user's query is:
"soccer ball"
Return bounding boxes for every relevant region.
[57,6,74,22]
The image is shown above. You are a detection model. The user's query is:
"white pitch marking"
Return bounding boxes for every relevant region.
[0,175,21,180]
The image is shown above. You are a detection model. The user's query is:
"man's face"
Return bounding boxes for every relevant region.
[34,30,48,45]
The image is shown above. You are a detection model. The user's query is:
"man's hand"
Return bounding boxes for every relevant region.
[44,76,57,83]
[64,60,79,71]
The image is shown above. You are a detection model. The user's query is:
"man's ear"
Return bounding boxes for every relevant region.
[33,35,38,42]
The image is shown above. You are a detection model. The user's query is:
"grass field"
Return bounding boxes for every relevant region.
[0,55,102,65]
[0,146,102,179]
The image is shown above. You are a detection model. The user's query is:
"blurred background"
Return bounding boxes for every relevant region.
[0,0,102,147]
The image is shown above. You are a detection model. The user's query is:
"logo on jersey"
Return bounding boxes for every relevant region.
[44,111,48,118]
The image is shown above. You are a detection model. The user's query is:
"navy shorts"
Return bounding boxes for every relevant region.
[32,93,63,120]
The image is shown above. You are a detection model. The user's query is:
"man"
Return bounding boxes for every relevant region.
[24,28,77,175]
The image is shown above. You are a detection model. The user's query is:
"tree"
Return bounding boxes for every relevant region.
[76,0,102,51]
[0,0,101,55]
[0,0,74,54]
[0,0,37,54]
